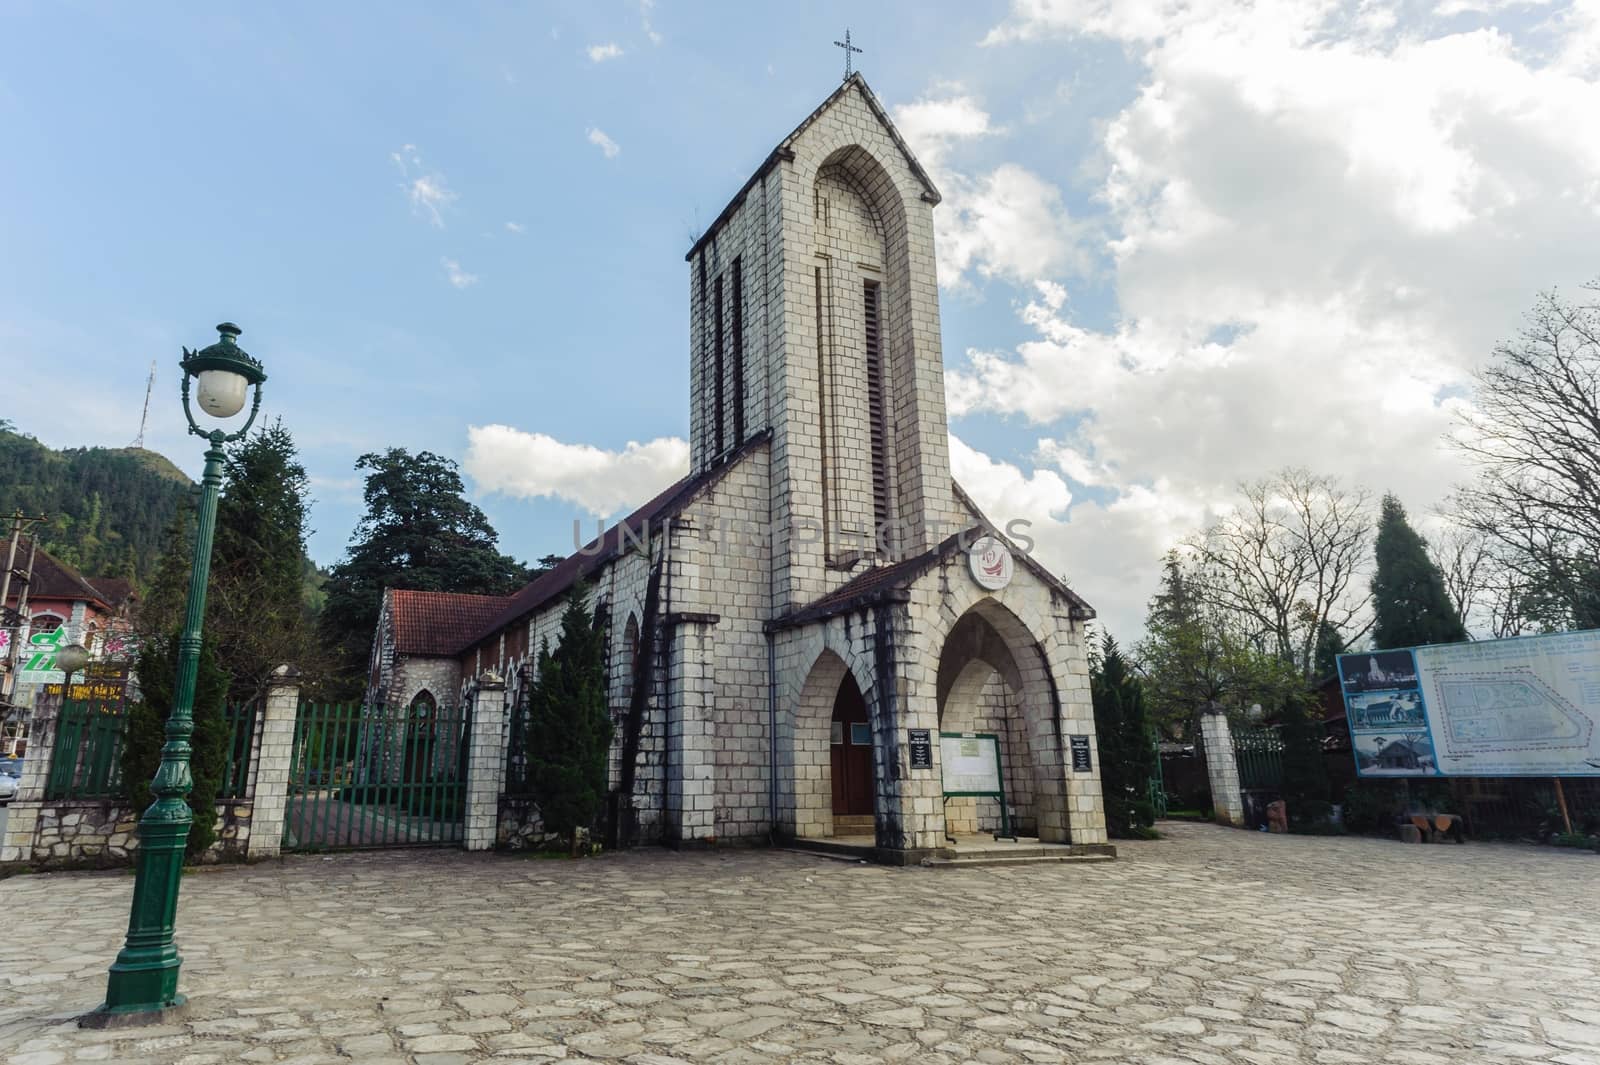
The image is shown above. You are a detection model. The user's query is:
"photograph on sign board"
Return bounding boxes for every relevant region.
[1339,650,1420,693]
[1352,731,1438,776]
[1348,689,1426,731]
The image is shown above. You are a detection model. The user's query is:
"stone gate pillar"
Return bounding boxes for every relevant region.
[1199,706,1246,827]
[463,671,507,851]
[247,665,301,859]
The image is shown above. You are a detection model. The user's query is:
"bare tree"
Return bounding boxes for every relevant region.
[1182,468,1373,680]
[1450,281,1600,631]
[1429,524,1489,629]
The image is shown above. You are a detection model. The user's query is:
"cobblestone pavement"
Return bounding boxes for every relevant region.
[2,822,1598,1065]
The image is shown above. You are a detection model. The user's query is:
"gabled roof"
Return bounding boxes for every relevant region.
[390,589,510,657]
[951,482,1095,620]
[769,489,1095,632]
[87,578,136,609]
[3,537,109,611]
[391,431,772,659]
[686,74,941,263]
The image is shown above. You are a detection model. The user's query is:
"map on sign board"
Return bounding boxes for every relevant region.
[1339,629,1600,778]
[940,733,1002,795]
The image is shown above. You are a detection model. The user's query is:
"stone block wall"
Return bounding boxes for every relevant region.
[7,799,252,868]
[1,666,298,869]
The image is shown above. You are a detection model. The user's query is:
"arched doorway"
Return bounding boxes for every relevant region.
[829,671,874,831]
[935,601,1067,842]
[788,648,878,840]
[405,689,438,781]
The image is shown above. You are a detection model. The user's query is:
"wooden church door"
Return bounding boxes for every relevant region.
[830,678,873,817]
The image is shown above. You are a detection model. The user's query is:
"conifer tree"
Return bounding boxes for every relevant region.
[1371,495,1468,649]
[1279,690,1331,825]
[209,419,319,701]
[1312,620,1347,678]
[1091,634,1158,838]
[524,587,613,852]
[322,449,529,691]
[123,503,232,861]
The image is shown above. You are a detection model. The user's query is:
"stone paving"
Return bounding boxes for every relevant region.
[2,822,1598,1065]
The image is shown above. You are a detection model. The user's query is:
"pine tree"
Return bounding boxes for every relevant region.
[1091,634,1158,839]
[1312,620,1347,678]
[208,419,318,701]
[1371,495,1469,649]
[321,449,530,691]
[524,588,613,852]
[121,635,230,861]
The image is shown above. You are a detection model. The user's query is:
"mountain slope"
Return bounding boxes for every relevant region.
[0,425,192,589]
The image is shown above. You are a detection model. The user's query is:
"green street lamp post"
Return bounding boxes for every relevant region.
[85,323,266,1027]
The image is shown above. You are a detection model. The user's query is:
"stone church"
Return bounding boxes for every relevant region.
[368,75,1110,862]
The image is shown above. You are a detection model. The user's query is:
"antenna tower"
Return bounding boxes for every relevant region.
[130,360,156,448]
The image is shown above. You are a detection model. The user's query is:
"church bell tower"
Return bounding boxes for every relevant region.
[684,74,960,612]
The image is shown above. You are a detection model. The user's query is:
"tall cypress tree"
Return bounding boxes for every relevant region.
[209,419,317,701]
[524,587,613,852]
[1091,634,1158,838]
[1371,495,1469,649]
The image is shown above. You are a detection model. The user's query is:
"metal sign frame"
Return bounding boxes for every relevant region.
[939,731,1015,840]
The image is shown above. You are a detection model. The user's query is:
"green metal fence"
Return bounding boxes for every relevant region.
[219,702,259,800]
[1233,726,1286,791]
[283,701,469,851]
[45,700,128,800]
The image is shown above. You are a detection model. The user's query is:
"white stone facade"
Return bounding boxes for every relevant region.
[369,77,1111,862]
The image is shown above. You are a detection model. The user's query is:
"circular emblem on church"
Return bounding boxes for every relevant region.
[968,535,1014,591]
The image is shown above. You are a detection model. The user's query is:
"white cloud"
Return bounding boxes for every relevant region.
[587,42,624,63]
[640,0,663,44]
[505,221,524,234]
[392,145,457,228]
[892,91,1079,286]
[441,258,478,289]
[465,425,689,516]
[893,93,994,169]
[587,127,621,159]
[950,1,1600,638]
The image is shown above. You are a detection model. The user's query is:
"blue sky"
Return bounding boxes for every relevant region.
[5,1,1600,640]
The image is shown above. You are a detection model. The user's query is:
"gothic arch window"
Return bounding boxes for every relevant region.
[30,613,63,634]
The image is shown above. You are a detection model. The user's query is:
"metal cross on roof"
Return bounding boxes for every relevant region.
[833,29,862,81]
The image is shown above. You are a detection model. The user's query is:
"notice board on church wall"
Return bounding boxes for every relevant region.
[940,733,1003,795]
[1337,629,1600,778]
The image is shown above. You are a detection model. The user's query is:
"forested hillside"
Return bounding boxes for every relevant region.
[0,420,191,588]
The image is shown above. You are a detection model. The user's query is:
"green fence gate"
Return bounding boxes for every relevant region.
[1233,726,1286,792]
[283,700,469,851]
[45,700,128,800]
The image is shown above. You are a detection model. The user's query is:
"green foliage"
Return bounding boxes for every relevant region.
[1372,495,1469,649]
[1312,621,1347,679]
[1280,692,1330,819]
[209,420,321,701]
[1136,553,1305,740]
[524,588,613,849]
[321,449,530,690]
[0,426,190,588]
[121,634,230,861]
[135,421,324,700]
[1091,634,1158,838]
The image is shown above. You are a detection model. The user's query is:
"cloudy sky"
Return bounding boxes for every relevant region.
[4,1,1599,640]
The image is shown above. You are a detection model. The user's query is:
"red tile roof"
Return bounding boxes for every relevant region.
[389,589,510,656]
[87,577,136,608]
[3,537,109,609]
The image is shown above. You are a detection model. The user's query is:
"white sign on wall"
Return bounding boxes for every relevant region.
[1339,628,1600,778]
[940,733,1003,795]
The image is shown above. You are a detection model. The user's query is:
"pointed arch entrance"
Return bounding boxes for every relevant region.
[787,647,879,840]
[935,599,1070,842]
